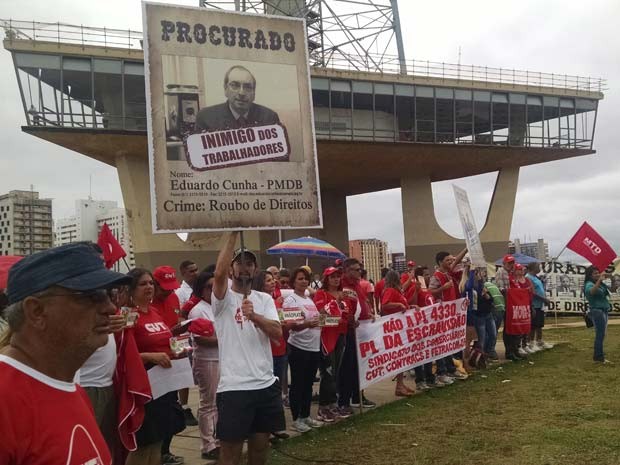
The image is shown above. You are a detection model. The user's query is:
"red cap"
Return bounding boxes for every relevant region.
[503,255,515,263]
[153,266,180,291]
[407,260,416,268]
[514,263,524,270]
[323,266,342,278]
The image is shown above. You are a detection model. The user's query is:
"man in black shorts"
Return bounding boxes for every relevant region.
[212,232,285,465]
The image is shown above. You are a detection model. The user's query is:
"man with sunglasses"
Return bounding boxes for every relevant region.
[0,242,131,465]
[338,258,376,412]
[195,65,280,132]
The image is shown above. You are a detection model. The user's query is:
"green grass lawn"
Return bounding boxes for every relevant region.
[268,325,620,465]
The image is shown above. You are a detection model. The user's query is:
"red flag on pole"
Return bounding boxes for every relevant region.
[97,223,127,269]
[565,222,617,271]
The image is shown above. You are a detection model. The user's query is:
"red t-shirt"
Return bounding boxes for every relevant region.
[400,273,418,303]
[151,292,181,329]
[433,270,459,302]
[513,278,533,297]
[270,294,287,357]
[181,294,201,316]
[417,289,435,307]
[359,279,374,298]
[133,306,174,355]
[374,278,385,301]
[381,287,408,316]
[341,275,372,321]
[0,355,112,465]
[313,289,349,353]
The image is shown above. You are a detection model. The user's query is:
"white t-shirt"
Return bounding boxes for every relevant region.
[78,334,116,388]
[188,300,219,361]
[212,288,279,393]
[175,281,193,307]
[284,293,321,352]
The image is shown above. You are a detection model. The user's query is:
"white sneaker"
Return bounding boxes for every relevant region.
[437,375,454,385]
[291,419,311,433]
[538,341,554,350]
[523,346,535,355]
[449,371,468,380]
[302,417,323,428]
[517,347,528,357]
[528,343,541,353]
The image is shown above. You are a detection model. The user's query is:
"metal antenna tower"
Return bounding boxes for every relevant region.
[198,0,407,74]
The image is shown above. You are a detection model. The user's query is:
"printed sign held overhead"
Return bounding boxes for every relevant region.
[143,2,321,232]
[453,185,486,268]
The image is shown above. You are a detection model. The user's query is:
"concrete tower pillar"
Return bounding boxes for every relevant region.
[400,167,520,266]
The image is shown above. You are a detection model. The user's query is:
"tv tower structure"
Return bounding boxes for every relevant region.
[198,0,407,74]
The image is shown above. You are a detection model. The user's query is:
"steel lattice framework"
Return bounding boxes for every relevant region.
[198,0,407,73]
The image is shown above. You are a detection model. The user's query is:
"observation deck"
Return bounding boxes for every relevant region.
[3,20,605,194]
[1,20,607,266]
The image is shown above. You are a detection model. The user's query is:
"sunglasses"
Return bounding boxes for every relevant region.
[38,288,114,305]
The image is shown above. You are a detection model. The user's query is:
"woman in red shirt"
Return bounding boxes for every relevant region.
[125,268,185,465]
[512,264,534,355]
[381,270,415,397]
[313,267,350,422]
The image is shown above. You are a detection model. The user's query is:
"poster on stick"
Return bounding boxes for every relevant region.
[143,2,321,232]
[356,298,467,390]
[453,185,486,267]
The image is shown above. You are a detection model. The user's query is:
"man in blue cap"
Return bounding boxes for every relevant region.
[0,242,131,465]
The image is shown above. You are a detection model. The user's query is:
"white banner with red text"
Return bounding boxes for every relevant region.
[356,298,468,390]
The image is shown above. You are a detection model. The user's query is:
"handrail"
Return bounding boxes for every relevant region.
[1,18,607,93]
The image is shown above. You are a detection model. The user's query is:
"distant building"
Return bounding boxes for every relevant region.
[390,252,407,274]
[349,238,388,283]
[55,199,117,246]
[55,199,135,272]
[96,208,135,273]
[0,190,53,256]
[508,238,550,262]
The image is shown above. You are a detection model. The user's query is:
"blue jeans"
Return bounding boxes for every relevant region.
[474,313,497,355]
[589,308,608,361]
[436,356,456,376]
[273,354,288,384]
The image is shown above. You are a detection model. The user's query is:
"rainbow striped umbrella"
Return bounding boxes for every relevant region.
[267,236,346,260]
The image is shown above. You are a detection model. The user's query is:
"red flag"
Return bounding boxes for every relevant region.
[97,223,126,269]
[566,222,617,271]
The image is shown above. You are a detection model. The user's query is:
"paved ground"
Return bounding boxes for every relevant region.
[169,319,619,464]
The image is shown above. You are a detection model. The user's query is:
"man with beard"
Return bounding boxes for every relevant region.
[211,232,285,465]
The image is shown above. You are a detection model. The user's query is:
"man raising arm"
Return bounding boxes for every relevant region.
[211,232,285,465]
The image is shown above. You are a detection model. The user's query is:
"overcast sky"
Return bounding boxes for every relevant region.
[1,0,619,262]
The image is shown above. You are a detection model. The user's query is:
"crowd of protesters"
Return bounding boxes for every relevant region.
[0,239,568,465]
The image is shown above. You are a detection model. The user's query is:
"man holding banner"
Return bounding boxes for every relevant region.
[428,250,468,383]
[339,258,376,411]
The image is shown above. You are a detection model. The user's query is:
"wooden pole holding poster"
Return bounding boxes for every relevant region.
[239,230,249,299]
[549,248,568,328]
